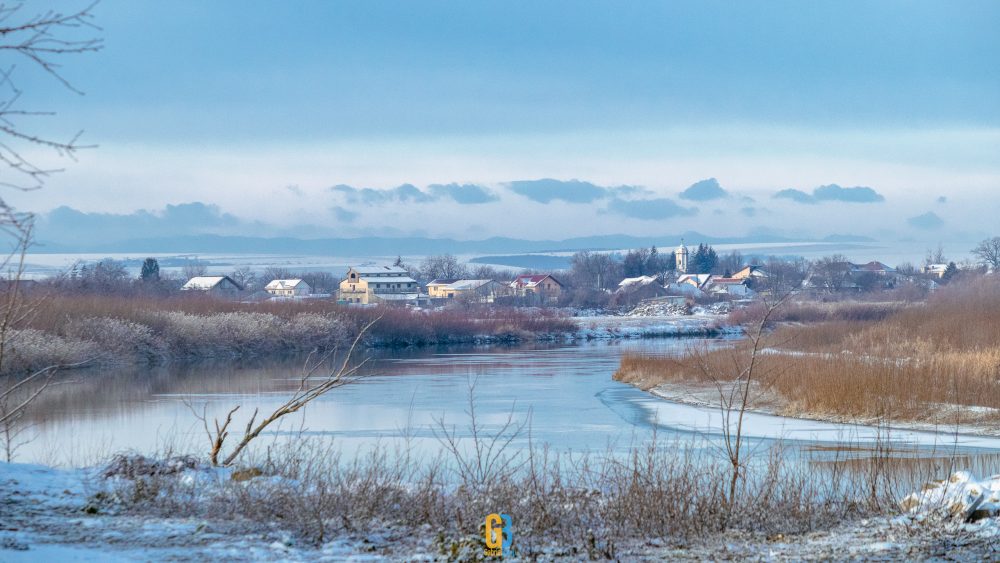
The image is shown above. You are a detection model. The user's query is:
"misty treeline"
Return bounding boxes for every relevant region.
[42,258,344,296]
[23,235,1000,303]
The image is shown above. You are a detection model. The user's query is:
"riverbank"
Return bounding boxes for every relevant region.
[641,382,1000,447]
[3,456,999,561]
[615,277,1000,435]
[2,291,730,374]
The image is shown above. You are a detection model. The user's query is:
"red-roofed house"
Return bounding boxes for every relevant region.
[509,274,564,302]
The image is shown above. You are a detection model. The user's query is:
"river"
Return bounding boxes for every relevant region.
[14,338,1000,467]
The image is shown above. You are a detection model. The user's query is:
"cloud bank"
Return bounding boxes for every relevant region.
[679,178,728,201]
[506,178,643,204]
[773,184,885,204]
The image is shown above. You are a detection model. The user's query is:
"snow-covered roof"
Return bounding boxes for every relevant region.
[349,265,410,276]
[264,279,308,290]
[445,279,495,291]
[182,276,241,291]
[510,274,562,288]
[618,275,659,288]
[852,261,896,273]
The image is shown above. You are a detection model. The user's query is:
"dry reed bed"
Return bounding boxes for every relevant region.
[97,436,948,556]
[0,294,575,374]
[617,278,1000,424]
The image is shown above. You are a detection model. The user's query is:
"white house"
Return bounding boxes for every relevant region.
[708,277,754,298]
[668,274,712,298]
[265,279,312,297]
[923,263,949,278]
[181,276,243,294]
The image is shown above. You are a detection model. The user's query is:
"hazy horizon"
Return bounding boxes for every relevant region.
[11,1,1000,245]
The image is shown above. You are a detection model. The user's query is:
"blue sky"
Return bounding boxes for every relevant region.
[13,0,1000,241]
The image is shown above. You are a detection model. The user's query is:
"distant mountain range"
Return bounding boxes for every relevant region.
[34,232,875,256]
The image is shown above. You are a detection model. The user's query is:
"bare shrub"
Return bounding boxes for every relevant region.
[2,328,97,373]
[63,316,168,362]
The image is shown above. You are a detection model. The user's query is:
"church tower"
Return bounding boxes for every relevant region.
[675,240,689,273]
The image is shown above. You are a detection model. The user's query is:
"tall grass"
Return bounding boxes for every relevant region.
[0,293,575,374]
[96,431,1000,556]
[619,277,1000,424]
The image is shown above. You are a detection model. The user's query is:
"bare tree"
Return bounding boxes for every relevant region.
[182,259,208,280]
[190,317,379,467]
[0,2,102,191]
[809,254,853,293]
[689,292,790,509]
[924,244,947,267]
[419,254,467,281]
[0,3,102,460]
[972,237,1000,271]
[228,266,257,291]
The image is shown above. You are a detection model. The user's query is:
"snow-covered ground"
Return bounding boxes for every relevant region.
[571,314,733,340]
[3,461,999,561]
[645,382,1000,446]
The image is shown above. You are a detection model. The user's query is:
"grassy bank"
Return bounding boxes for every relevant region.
[90,434,980,559]
[1,294,575,374]
[616,278,1000,427]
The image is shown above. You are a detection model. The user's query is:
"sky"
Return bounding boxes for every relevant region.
[9,0,1000,244]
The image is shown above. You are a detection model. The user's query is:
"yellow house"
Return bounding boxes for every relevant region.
[425,279,459,298]
[338,265,422,305]
[427,279,501,302]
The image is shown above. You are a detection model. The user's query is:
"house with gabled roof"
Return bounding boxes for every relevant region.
[265,278,311,297]
[181,276,243,294]
[509,274,564,302]
[425,279,460,298]
[732,265,768,281]
[428,279,501,302]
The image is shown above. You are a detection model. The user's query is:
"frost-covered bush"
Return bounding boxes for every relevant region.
[155,311,287,357]
[1,329,99,374]
[282,313,349,350]
[63,317,168,362]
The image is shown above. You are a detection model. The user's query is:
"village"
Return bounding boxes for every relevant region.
[163,240,966,315]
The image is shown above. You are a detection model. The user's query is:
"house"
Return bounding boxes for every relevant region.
[851,261,897,277]
[338,265,425,305]
[509,274,564,302]
[181,276,243,294]
[429,279,502,302]
[732,265,768,282]
[264,279,311,297]
[923,263,949,278]
[849,261,899,289]
[425,279,459,298]
[707,277,754,298]
[614,275,668,306]
[668,274,713,298]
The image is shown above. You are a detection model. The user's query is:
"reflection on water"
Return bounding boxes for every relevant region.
[14,338,1000,475]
